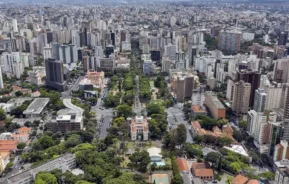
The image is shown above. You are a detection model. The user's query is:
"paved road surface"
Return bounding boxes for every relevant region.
[166,104,193,143]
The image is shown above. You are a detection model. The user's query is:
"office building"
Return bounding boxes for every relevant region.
[204,91,226,119]
[52,42,61,60]
[97,55,115,72]
[105,45,114,58]
[218,30,241,53]
[45,58,67,91]
[128,115,150,141]
[253,88,267,112]
[232,81,251,116]
[236,69,261,107]
[46,114,83,134]
[171,73,195,102]
[151,50,161,61]
[143,60,155,75]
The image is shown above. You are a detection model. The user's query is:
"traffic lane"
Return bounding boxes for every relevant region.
[99,116,112,139]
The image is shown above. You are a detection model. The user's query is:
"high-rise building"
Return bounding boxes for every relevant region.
[0,67,4,89]
[232,80,251,116]
[236,69,261,107]
[143,60,155,75]
[273,59,289,83]
[12,19,18,32]
[105,45,114,58]
[151,50,161,62]
[253,88,267,112]
[218,30,241,53]
[265,83,283,110]
[161,56,170,73]
[165,44,177,61]
[45,58,66,91]
[247,110,276,153]
[43,46,52,60]
[59,45,70,64]
[171,72,195,102]
[282,84,289,141]
[278,32,288,46]
[52,43,61,60]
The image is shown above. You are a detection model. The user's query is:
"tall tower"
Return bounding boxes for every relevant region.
[283,84,289,141]
[0,67,4,89]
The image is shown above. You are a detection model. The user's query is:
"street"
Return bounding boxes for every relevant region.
[166,103,193,143]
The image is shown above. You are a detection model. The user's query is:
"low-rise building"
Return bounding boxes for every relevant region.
[46,114,83,134]
[128,115,149,141]
[191,105,207,118]
[0,152,10,173]
[232,174,260,184]
[5,153,76,184]
[191,162,214,181]
[23,98,50,118]
[79,78,93,91]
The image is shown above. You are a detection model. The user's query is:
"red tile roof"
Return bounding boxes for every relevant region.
[177,158,189,172]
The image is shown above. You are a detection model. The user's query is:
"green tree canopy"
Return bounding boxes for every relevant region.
[17,142,26,150]
[0,108,6,121]
[116,104,133,118]
[128,150,150,172]
[34,172,58,184]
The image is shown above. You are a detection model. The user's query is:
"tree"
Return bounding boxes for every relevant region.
[15,91,23,97]
[184,143,203,158]
[76,181,92,184]
[35,172,58,184]
[128,150,150,172]
[63,171,82,184]
[147,102,162,115]
[116,104,132,118]
[239,120,248,130]
[65,134,82,148]
[0,108,6,121]
[258,172,275,180]
[17,142,26,150]
[205,152,221,166]
[175,124,187,148]
[24,121,32,127]
[38,135,55,149]
[86,97,98,104]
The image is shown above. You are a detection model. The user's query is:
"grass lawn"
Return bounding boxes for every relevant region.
[149,80,154,88]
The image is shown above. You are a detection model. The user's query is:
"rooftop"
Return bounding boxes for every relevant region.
[177,158,189,172]
[23,98,50,115]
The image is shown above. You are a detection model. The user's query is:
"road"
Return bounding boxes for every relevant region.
[61,76,84,98]
[93,78,113,139]
[5,137,36,178]
[166,103,193,143]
